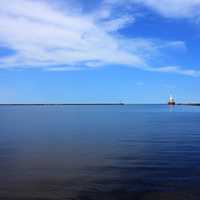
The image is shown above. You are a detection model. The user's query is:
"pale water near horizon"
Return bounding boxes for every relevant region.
[0,105,200,199]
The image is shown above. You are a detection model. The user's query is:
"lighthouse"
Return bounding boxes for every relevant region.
[168,95,176,105]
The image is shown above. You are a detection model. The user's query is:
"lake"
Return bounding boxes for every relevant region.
[0,105,200,199]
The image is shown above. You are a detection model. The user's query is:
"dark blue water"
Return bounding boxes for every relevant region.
[0,105,200,199]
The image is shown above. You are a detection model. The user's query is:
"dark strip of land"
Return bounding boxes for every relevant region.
[0,103,199,106]
[177,103,200,106]
[0,103,125,106]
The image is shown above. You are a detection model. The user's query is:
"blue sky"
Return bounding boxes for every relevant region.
[0,0,200,103]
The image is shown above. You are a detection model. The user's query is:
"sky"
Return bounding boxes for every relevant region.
[0,0,200,103]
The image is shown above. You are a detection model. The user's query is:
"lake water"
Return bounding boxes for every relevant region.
[0,105,200,199]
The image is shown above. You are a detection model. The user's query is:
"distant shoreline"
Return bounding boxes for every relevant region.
[0,103,126,106]
[177,103,200,106]
[0,103,199,106]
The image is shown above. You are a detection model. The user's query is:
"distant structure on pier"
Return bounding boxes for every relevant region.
[168,95,176,105]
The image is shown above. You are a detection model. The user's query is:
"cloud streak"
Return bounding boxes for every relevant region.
[134,0,200,18]
[151,66,200,77]
[0,0,144,69]
[0,0,199,77]
[107,0,200,19]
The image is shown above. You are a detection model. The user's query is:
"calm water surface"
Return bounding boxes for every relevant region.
[0,105,200,199]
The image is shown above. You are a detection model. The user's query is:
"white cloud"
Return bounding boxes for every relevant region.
[105,0,200,18]
[134,0,200,18]
[46,66,83,71]
[100,16,135,32]
[0,0,199,77]
[0,0,144,69]
[160,41,187,50]
[148,66,200,77]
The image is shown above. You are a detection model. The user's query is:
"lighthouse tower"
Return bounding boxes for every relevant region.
[168,95,175,105]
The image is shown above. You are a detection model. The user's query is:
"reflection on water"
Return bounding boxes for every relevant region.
[0,105,200,199]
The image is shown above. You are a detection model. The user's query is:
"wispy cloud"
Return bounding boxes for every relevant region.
[131,0,200,19]
[0,0,144,69]
[148,66,200,77]
[106,0,200,19]
[0,0,199,77]
[46,66,83,72]
[100,15,135,32]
